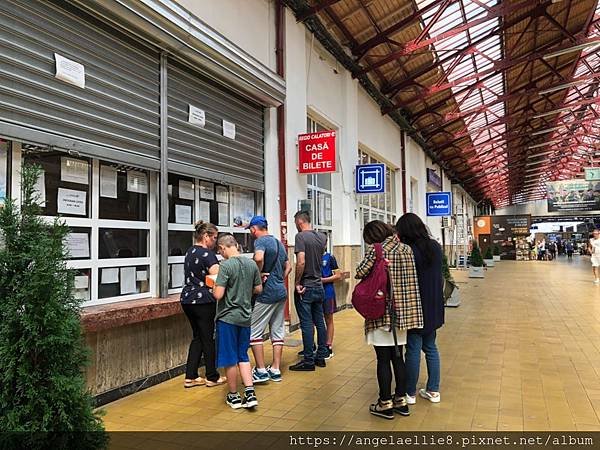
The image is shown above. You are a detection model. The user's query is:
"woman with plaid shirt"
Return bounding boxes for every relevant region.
[355,220,423,420]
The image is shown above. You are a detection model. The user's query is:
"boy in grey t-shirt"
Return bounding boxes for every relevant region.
[213,234,262,409]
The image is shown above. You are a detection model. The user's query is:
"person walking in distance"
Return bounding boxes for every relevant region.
[588,229,600,284]
[247,216,292,383]
[180,221,226,389]
[396,213,444,405]
[566,240,574,260]
[321,234,341,359]
[289,211,329,371]
[213,234,263,409]
[355,220,423,420]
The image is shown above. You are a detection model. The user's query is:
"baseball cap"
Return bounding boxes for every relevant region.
[246,215,268,229]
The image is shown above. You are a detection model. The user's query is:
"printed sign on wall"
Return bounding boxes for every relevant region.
[298,130,336,174]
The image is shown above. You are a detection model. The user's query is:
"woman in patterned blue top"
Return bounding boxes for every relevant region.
[181,221,226,388]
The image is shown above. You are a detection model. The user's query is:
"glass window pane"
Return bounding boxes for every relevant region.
[73,268,91,301]
[99,163,148,221]
[22,146,91,218]
[99,228,148,259]
[0,140,8,205]
[65,227,91,260]
[98,265,149,299]
[316,173,331,191]
[169,173,194,224]
[169,230,193,256]
[231,187,256,228]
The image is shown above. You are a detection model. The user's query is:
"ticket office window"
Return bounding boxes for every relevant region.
[167,175,262,294]
[21,145,153,306]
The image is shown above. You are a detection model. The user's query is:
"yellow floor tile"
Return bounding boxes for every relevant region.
[100,258,600,432]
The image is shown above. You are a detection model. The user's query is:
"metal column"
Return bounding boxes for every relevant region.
[159,52,169,298]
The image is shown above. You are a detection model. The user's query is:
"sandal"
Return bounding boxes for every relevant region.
[369,399,394,420]
[184,377,206,388]
[206,376,227,387]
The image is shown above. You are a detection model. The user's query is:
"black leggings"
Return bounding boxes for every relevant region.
[182,302,219,382]
[374,345,406,401]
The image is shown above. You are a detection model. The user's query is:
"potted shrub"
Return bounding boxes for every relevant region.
[483,247,495,267]
[442,253,460,307]
[469,243,485,278]
[493,245,501,262]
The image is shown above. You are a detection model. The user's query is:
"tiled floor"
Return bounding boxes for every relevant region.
[101,257,600,432]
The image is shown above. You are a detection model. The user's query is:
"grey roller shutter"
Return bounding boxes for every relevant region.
[0,0,160,169]
[167,59,264,191]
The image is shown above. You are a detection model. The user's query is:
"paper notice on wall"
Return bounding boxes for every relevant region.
[57,188,87,216]
[188,105,206,127]
[231,187,255,228]
[215,186,229,203]
[199,181,214,200]
[101,268,119,284]
[100,165,118,198]
[222,120,236,139]
[61,157,89,185]
[175,204,192,224]
[127,170,148,194]
[74,275,89,289]
[178,180,194,200]
[120,266,137,295]
[33,170,46,207]
[54,53,85,88]
[171,264,185,288]
[318,196,326,225]
[218,202,229,226]
[136,270,148,281]
[66,232,89,258]
[199,201,210,222]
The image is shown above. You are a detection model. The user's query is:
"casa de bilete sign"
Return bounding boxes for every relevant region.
[298,130,336,174]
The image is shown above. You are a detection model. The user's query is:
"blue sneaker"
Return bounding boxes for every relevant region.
[266,365,282,382]
[252,367,269,383]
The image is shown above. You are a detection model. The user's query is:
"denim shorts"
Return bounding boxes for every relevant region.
[215,320,250,368]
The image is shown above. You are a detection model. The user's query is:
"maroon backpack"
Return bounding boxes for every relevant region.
[351,243,389,320]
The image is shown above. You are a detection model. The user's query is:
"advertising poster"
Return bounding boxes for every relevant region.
[547,179,600,212]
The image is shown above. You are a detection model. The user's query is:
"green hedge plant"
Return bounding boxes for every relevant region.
[0,164,107,449]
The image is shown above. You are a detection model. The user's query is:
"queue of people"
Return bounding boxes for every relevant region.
[179,210,444,418]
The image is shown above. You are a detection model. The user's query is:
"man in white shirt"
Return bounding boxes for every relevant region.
[588,229,600,284]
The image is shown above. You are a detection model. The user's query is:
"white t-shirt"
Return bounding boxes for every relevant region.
[590,238,600,256]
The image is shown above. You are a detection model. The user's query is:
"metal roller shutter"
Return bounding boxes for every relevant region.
[0,0,160,169]
[167,58,264,191]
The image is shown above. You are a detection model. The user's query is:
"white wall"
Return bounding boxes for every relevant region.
[176,0,276,70]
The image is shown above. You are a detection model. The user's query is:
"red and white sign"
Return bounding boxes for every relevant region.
[298,130,336,174]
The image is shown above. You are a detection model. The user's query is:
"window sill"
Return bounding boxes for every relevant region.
[81,294,182,333]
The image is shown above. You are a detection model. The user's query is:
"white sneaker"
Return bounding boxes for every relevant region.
[594,279,600,284]
[419,389,441,403]
[405,394,416,405]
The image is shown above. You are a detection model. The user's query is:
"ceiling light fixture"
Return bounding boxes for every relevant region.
[543,41,600,60]
[528,138,565,149]
[533,107,572,119]
[527,149,555,158]
[538,81,587,95]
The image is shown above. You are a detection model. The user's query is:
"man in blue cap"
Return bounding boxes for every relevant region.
[247,216,291,383]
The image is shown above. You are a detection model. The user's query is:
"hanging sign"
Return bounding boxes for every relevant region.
[585,167,600,181]
[298,130,336,174]
[427,168,442,190]
[355,164,385,194]
[426,192,452,216]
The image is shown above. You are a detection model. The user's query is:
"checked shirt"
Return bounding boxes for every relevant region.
[355,235,423,335]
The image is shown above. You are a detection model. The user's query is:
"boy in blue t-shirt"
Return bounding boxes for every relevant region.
[321,234,341,359]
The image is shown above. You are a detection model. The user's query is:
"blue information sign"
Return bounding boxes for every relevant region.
[426,192,452,216]
[355,164,385,194]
